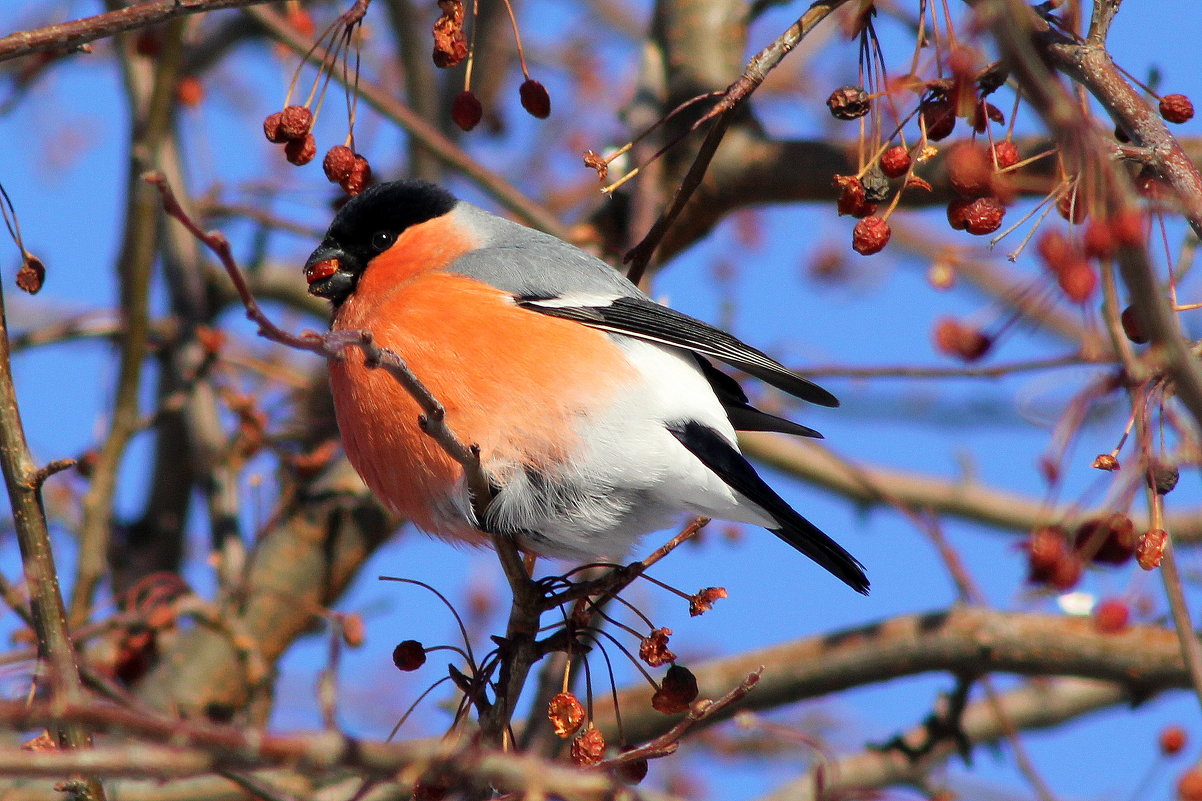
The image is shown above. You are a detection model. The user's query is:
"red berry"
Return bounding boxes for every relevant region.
[946,141,992,197]
[547,692,586,738]
[284,133,316,166]
[1074,514,1136,565]
[1160,725,1188,756]
[946,196,971,230]
[962,196,1005,235]
[570,726,607,766]
[1026,526,1067,583]
[1112,211,1145,247]
[279,104,313,140]
[613,748,649,785]
[1057,260,1097,303]
[835,175,876,218]
[340,155,371,196]
[879,145,911,178]
[933,317,992,362]
[1160,93,1195,124]
[176,76,203,108]
[1093,598,1129,633]
[852,216,891,255]
[651,665,699,714]
[1050,553,1083,590]
[1179,769,1202,801]
[1082,219,1115,259]
[1035,229,1076,274]
[519,79,551,118]
[262,111,287,143]
[322,145,356,184]
[920,96,955,140]
[991,139,1020,170]
[451,90,483,132]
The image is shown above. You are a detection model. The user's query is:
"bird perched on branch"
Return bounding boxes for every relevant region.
[304,179,868,593]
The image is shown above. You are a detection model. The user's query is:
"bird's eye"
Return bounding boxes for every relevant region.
[371,231,396,251]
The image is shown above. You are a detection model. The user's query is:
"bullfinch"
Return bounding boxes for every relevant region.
[304,179,868,593]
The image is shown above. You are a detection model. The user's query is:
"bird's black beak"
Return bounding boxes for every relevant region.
[304,245,358,303]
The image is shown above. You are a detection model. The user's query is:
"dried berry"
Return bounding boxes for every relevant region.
[689,587,727,616]
[880,145,911,178]
[1120,304,1149,344]
[1074,514,1136,565]
[284,133,317,166]
[920,96,956,140]
[826,85,870,120]
[1160,93,1195,124]
[639,628,676,667]
[583,150,608,181]
[279,104,313,140]
[652,665,699,714]
[946,196,971,230]
[1050,553,1083,591]
[1137,528,1167,570]
[451,90,483,132]
[392,640,426,671]
[1149,461,1179,495]
[1112,211,1145,248]
[835,175,875,218]
[432,0,468,68]
[1057,260,1097,303]
[1093,598,1129,633]
[946,141,992,197]
[1160,725,1188,756]
[341,155,372,196]
[1091,454,1119,471]
[570,726,607,766]
[519,79,551,119]
[860,166,890,203]
[933,317,992,362]
[262,111,287,144]
[548,692,586,738]
[962,196,1005,235]
[323,145,356,184]
[852,216,891,255]
[1026,525,1067,583]
[991,139,1020,170]
[16,254,45,294]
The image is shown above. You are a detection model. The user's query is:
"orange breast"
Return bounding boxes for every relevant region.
[329,265,635,539]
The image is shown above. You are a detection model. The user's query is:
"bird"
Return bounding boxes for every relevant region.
[303,179,868,594]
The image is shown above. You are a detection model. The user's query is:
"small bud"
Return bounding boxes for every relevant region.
[652,665,699,714]
[547,692,586,738]
[1137,529,1167,570]
[826,85,870,120]
[341,613,365,648]
[583,150,608,181]
[519,79,551,118]
[392,640,426,671]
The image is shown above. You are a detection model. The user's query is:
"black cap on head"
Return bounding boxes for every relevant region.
[304,180,458,305]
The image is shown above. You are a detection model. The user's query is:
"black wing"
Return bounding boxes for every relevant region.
[518,295,839,408]
[669,421,868,594]
[693,356,822,438]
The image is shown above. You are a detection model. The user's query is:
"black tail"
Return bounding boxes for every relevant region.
[669,421,869,594]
